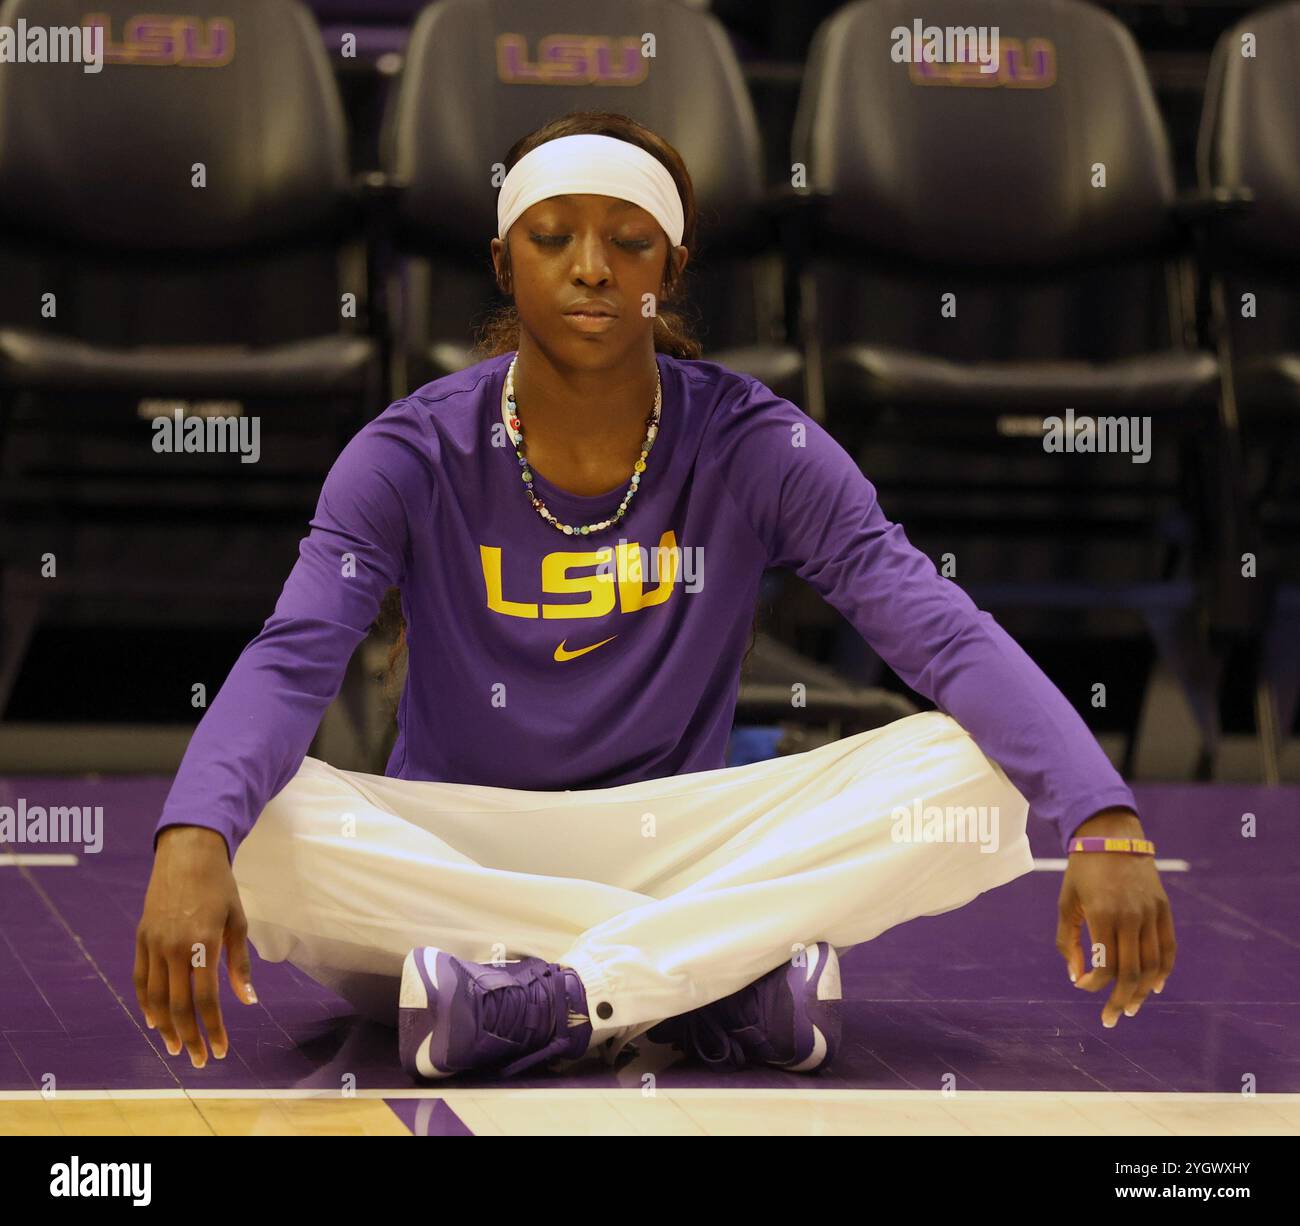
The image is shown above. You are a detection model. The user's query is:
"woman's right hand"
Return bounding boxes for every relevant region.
[134,825,258,1068]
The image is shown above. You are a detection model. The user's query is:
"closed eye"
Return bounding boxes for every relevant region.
[531,234,652,251]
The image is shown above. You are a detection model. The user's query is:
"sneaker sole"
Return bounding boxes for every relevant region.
[782,942,842,1073]
[398,946,458,1080]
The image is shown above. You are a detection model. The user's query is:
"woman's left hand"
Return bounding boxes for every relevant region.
[1056,806,1176,1027]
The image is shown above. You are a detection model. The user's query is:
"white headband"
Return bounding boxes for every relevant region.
[496,133,684,248]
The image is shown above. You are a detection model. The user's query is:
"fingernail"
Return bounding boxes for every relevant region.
[1103,1017,1117,1028]
[164,1039,180,1056]
[212,1042,227,1060]
[244,985,258,1004]
[1124,1005,1139,1017]
[1154,980,1165,994]
[190,1053,206,1069]
[144,1012,155,1028]
[1069,970,1077,983]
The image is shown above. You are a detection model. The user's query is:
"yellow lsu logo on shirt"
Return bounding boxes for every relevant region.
[480,530,680,620]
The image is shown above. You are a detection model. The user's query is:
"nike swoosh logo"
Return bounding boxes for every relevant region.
[554,635,618,661]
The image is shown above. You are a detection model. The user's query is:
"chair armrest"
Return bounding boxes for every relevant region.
[1172,186,1254,232]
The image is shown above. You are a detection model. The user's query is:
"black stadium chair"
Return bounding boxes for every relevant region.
[0,0,381,717]
[376,0,803,399]
[788,0,1230,773]
[1199,0,1300,780]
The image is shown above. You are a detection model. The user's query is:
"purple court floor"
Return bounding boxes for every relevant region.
[1,773,1296,1128]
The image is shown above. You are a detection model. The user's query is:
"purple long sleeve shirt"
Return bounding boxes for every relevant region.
[155,350,1138,858]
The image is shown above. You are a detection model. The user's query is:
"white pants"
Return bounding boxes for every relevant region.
[231,711,1034,1062]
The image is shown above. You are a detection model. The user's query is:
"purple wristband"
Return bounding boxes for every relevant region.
[1068,836,1156,855]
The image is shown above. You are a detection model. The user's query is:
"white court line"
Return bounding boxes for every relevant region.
[0,854,79,866]
[1035,858,1189,872]
[2,1088,1296,1103]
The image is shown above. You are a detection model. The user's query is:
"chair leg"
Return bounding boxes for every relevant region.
[1259,592,1300,782]
[1254,679,1282,786]
[1141,606,1223,777]
[0,574,44,718]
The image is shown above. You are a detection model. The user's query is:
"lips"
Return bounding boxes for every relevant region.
[564,301,618,318]
[563,310,619,334]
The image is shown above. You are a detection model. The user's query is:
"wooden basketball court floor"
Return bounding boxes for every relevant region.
[1,775,1296,1137]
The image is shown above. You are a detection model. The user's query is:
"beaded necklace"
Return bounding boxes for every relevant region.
[501,352,661,536]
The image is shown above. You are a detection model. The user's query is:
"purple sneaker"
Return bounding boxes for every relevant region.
[647,941,842,1072]
[398,947,593,1080]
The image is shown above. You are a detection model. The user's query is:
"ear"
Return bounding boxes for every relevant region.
[662,245,688,296]
[491,237,511,294]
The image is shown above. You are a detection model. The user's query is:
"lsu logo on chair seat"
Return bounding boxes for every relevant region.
[495,33,648,86]
[909,37,1057,88]
[84,11,235,67]
[481,530,681,620]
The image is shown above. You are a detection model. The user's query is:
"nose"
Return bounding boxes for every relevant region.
[569,227,613,286]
